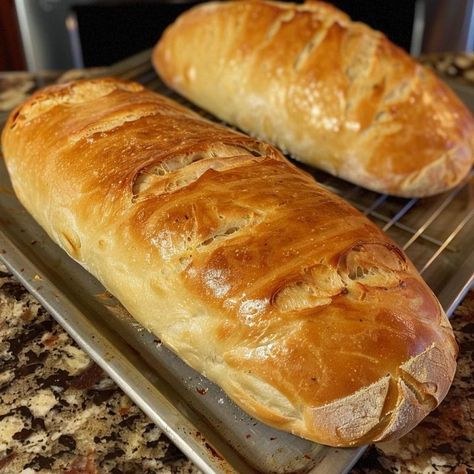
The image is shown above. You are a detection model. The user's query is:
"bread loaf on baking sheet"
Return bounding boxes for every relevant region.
[2,78,457,447]
[153,0,474,197]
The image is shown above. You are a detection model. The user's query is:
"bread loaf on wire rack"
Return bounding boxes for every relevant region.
[154,0,474,197]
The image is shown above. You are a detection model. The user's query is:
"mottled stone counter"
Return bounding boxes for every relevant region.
[0,264,199,473]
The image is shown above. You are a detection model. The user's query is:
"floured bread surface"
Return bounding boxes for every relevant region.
[154,0,474,197]
[2,78,457,446]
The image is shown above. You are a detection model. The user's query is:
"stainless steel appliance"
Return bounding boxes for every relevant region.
[15,0,474,72]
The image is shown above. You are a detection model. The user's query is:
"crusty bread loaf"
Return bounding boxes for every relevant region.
[2,78,457,447]
[153,0,474,197]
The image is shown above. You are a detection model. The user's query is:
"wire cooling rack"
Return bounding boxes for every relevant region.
[105,50,473,316]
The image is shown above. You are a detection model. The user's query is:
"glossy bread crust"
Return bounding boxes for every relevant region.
[2,79,457,446]
[153,0,474,197]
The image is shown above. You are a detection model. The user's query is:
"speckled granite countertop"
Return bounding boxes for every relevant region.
[1,56,473,473]
[0,263,199,474]
[0,262,472,473]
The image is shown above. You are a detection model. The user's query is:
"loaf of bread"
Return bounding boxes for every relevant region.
[2,78,457,447]
[153,0,474,197]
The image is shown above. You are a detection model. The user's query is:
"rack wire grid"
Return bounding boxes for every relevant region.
[2,49,471,315]
[101,50,473,316]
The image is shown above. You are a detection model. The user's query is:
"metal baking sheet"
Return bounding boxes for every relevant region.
[0,50,473,474]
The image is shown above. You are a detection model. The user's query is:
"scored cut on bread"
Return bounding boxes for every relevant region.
[153,0,474,197]
[2,78,457,447]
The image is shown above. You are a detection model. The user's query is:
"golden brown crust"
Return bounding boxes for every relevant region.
[153,0,474,197]
[1,78,457,446]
